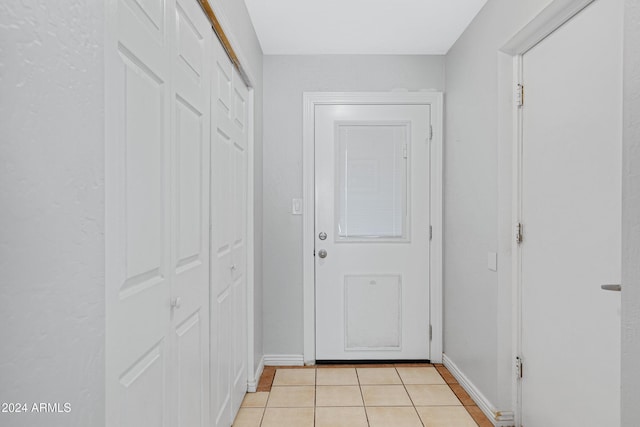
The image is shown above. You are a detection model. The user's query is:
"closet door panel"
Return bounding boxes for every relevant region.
[171,0,212,426]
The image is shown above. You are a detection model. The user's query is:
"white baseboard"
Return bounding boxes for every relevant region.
[442,354,515,427]
[247,356,265,392]
[263,354,305,366]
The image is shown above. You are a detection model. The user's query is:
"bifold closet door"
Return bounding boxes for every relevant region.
[210,34,250,427]
[170,0,213,426]
[106,0,213,425]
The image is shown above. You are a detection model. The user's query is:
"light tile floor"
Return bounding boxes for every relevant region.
[233,364,493,427]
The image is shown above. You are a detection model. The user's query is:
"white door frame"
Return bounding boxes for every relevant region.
[500,0,596,424]
[302,92,444,364]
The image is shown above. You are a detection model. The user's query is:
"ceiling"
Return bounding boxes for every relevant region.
[243,0,488,55]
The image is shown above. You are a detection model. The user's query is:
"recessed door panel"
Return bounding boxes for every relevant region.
[212,290,232,426]
[175,97,203,271]
[345,275,402,350]
[176,312,203,427]
[118,342,166,427]
[123,0,164,36]
[176,3,203,80]
[122,52,165,287]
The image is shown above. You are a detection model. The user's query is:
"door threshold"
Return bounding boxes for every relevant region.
[316,359,431,365]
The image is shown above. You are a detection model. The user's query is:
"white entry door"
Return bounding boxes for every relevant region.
[519,0,622,425]
[315,104,431,360]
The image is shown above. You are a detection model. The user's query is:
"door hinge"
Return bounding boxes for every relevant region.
[429,225,433,241]
[429,324,433,341]
[516,223,523,244]
[429,124,433,141]
[516,356,523,379]
[403,143,408,159]
[516,83,524,107]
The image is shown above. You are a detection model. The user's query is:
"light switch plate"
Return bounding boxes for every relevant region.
[488,252,498,271]
[292,198,302,215]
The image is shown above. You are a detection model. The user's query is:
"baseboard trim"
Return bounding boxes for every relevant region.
[263,354,305,366]
[442,354,515,427]
[247,356,265,392]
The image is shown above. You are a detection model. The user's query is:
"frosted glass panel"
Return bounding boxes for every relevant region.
[336,124,408,240]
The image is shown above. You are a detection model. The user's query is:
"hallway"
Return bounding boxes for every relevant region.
[232,365,492,427]
[2,0,639,426]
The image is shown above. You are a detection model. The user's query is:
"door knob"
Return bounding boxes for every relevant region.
[318,249,328,259]
[171,297,182,309]
[601,284,621,292]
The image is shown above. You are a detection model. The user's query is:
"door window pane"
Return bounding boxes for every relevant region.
[336,123,408,240]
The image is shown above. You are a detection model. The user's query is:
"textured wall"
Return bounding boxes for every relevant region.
[262,55,445,356]
[0,1,105,426]
[622,0,640,424]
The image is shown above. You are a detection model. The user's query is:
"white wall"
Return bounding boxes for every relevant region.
[0,1,105,426]
[622,0,640,424]
[444,0,552,409]
[262,55,445,356]
[214,0,265,375]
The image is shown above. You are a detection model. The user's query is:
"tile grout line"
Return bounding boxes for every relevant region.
[395,366,427,427]
[260,378,273,427]
[355,367,372,427]
[258,405,266,427]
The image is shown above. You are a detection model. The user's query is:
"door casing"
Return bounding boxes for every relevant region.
[302,92,444,365]
[501,0,602,425]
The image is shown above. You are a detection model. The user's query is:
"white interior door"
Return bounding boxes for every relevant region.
[519,0,622,425]
[106,0,172,423]
[106,0,212,425]
[210,38,249,427]
[315,104,431,360]
[171,0,212,425]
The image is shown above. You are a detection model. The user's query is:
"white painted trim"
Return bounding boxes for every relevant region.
[499,1,597,425]
[512,55,525,427]
[302,91,444,364]
[505,55,525,427]
[263,354,305,366]
[501,0,595,55]
[247,355,264,392]
[246,88,256,394]
[302,94,316,365]
[496,51,516,418]
[429,92,444,364]
[442,354,515,427]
